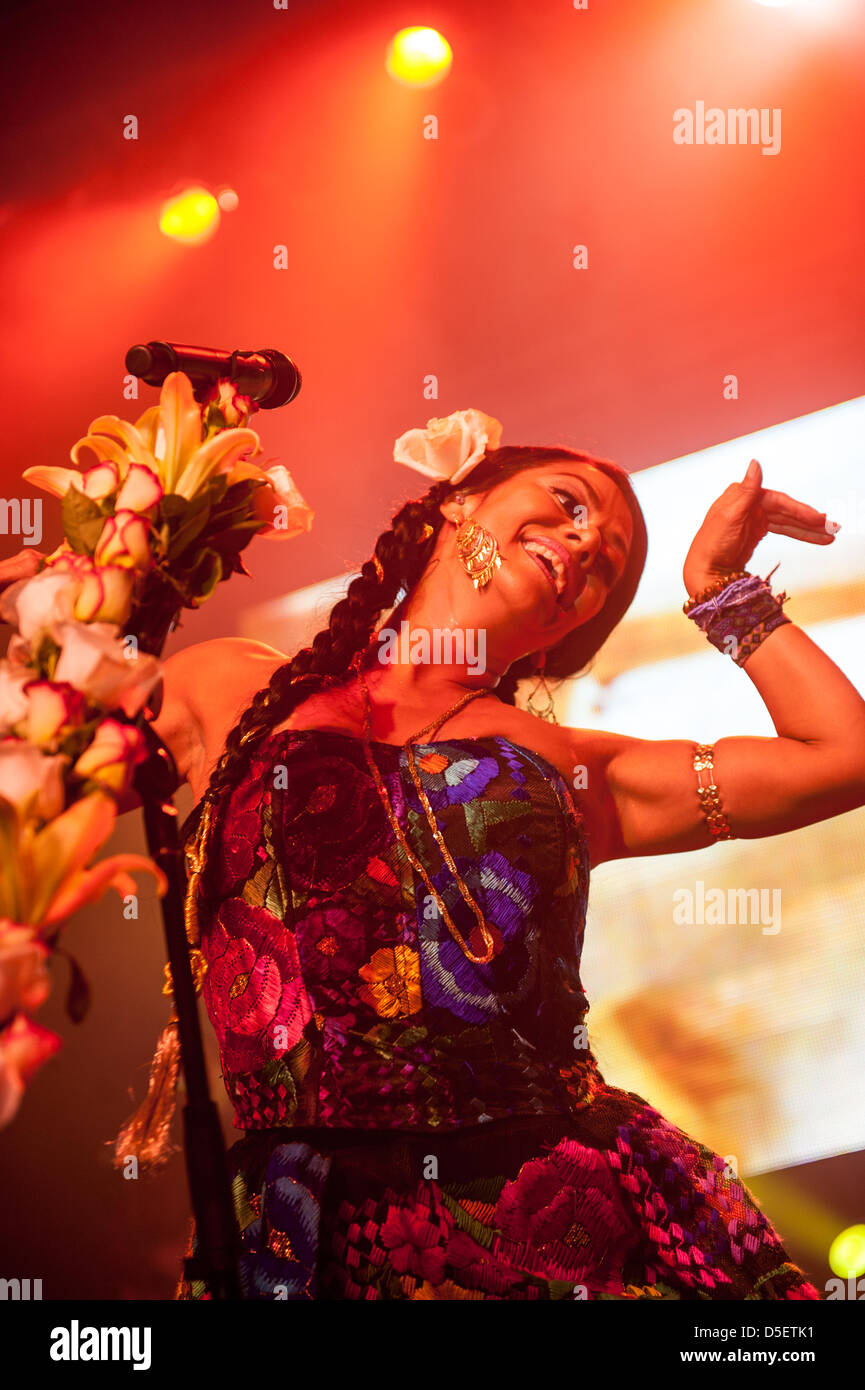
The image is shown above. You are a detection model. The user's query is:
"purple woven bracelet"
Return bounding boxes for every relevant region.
[687,573,790,665]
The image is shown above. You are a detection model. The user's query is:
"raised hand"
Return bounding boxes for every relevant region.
[682,460,838,599]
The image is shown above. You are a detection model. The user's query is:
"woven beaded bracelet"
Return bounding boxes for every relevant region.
[683,570,750,615]
[685,571,790,667]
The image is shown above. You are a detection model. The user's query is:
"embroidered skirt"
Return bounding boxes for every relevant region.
[175,1085,823,1301]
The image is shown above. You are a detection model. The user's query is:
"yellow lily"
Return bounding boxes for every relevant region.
[23,371,262,502]
[0,789,167,933]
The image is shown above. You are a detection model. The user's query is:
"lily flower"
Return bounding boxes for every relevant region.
[0,788,167,935]
[22,372,262,502]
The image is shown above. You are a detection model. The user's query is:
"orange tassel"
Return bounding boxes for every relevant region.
[113,801,214,1175]
[113,1016,182,1175]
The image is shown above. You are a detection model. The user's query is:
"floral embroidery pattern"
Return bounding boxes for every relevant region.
[177,729,821,1302]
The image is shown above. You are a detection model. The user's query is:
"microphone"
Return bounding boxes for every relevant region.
[125,341,302,409]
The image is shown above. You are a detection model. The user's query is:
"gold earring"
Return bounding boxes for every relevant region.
[526,650,558,724]
[454,517,504,590]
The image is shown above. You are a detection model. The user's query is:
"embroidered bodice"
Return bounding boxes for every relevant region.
[188,727,595,1131]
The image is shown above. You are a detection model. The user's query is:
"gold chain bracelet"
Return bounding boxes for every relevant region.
[693,743,733,841]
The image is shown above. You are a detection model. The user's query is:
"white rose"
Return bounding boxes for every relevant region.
[392,409,503,486]
[0,931,50,1018]
[52,621,162,717]
[0,739,67,821]
[255,464,315,539]
[0,665,34,736]
[0,570,80,645]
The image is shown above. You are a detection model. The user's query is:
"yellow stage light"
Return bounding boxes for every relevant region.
[386,27,452,88]
[159,186,221,244]
[829,1224,865,1279]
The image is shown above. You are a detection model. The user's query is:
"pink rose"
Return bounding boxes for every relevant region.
[79,460,120,500]
[224,459,314,540]
[17,680,87,748]
[203,379,253,431]
[0,1014,62,1128]
[114,463,163,513]
[48,552,135,625]
[52,620,161,717]
[253,464,315,540]
[0,929,50,1019]
[0,738,67,820]
[93,509,152,572]
[72,717,148,795]
[0,665,33,735]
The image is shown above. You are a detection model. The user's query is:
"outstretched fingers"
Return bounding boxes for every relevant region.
[764,521,836,544]
[757,489,837,543]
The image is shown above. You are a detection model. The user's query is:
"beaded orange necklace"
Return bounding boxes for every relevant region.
[356,668,497,966]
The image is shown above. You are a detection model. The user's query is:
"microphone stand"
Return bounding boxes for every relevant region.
[131,662,242,1301]
[125,367,263,1301]
[122,356,302,1299]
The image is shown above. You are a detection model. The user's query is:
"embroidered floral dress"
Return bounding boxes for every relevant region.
[175,728,821,1301]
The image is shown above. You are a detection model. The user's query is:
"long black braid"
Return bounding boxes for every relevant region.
[180,477,519,873]
[119,446,646,1169]
[180,444,647,871]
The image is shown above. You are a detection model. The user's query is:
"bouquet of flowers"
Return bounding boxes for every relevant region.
[0,372,313,1126]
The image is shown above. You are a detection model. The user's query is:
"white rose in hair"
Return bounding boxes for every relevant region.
[393,409,503,485]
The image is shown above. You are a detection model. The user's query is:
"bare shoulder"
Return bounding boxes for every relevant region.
[491,705,603,783]
[154,637,289,792]
[160,637,286,722]
[505,714,622,870]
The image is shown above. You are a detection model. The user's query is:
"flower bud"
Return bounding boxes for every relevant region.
[93,510,153,572]
[72,717,148,795]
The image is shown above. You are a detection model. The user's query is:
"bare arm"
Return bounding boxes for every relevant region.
[116,636,287,814]
[111,636,285,811]
[571,462,865,866]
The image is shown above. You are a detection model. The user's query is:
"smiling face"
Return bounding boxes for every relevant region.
[433,458,636,668]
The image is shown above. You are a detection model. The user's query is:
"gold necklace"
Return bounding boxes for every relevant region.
[357,668,497,966]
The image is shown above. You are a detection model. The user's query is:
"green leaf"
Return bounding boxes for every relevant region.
[60,484,107,556]
[203,406,228,433]
[159,492,213,562]
[203,473,229,505]
[0,798,20,921]
[187,549,223,606]
[55,946,92,1024]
